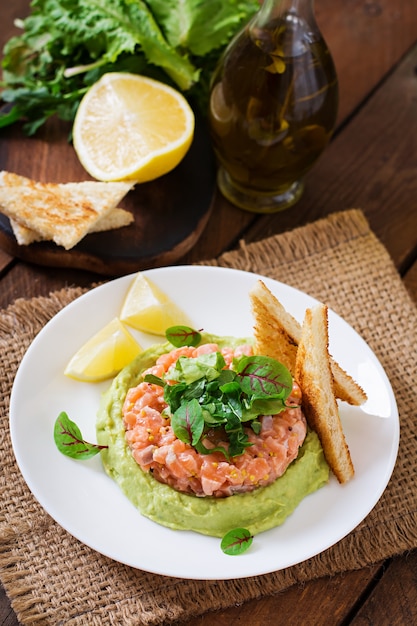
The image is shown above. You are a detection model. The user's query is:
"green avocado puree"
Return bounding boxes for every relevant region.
[96,333,329,537]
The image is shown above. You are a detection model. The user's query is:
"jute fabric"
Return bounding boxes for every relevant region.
[1,209,416,624]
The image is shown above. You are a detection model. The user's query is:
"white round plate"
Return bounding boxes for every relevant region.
[9,266,399,580]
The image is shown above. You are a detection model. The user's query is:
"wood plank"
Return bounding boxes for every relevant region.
[0,585,16,626]
[0,115,216,276]
[1,5,25,43]
[177,566,381,626]
[316,0,417,123]
[0,247,13,273]
[350,551,417,626]
[403,259,417,303]
[0,261,100,310]
[182,188,255,265]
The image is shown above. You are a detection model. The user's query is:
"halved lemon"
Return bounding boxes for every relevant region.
[120,272,192,335]
[73,72,195,182]
[64,317,142,382]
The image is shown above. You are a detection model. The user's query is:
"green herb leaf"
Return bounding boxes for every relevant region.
[169,352,226,385]
[171,398,204,446]
[0,0,259,132]
[54,411,107,460]
[221,528,253,555]
[144,373,166,387]
[149,0,259,56]
[156,350,294,459]
[236,355,293,400]
[163,381,189,412]
[194,438,230,461]
[165,325,201,347]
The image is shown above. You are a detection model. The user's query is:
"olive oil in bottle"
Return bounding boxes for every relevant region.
[209,0,338,213]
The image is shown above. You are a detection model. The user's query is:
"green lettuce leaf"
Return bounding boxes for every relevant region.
[4,0,198,88]
[147,0,259,56]
[1,0,259,133]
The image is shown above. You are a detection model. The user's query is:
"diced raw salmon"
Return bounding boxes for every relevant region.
[122,344,306,497]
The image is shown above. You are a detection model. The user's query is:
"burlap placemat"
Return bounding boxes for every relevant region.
[1,209,416,625]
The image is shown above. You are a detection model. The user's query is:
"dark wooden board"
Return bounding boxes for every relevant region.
[0,115,216,276]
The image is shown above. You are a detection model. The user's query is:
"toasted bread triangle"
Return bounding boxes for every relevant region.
[0,171,133,249]
[249,280,367,406]
[295,305,355,483]
[10,207,134,246]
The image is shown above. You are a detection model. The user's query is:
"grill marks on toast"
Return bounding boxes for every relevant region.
[10,207,134,245]
[0,171,134,249]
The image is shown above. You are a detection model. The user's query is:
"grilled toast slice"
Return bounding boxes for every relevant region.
[249,280,367,406]
[10,207,134,246]
[295,304,355,483]
[0,171,133,249]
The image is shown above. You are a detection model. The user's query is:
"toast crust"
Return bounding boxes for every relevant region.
[295,305,354,483]
[250,280,367,406]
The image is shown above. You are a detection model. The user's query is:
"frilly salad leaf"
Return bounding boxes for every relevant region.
[1,0,259,134]
[147,0,261,56]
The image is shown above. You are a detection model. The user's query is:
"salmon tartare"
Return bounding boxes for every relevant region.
[122,342,307,498]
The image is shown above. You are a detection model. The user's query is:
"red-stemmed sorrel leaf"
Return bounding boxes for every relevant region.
[165,326,202,347]
[144,342,295,459]
[54,412,107,460]
[221,528,254,555]
[235,355,293,400]
[171,398,204,446]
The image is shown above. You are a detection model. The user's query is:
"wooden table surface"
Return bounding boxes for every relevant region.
[1,1,417,624]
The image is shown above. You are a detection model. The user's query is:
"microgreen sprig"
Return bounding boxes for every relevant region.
[145,332,293,459]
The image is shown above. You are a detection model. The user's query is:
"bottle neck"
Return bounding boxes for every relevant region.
[251,0,320,54]
[256,0,316,29]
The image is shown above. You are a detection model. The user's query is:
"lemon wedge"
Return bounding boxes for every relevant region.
[64,318,142,382]
[72,72,195,182]
[120,272,192,335]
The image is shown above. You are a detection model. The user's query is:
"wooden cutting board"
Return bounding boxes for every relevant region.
[0,113,216,276]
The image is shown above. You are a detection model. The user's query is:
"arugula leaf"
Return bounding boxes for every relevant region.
[1,0,259,133]
[54,411,107,460]
[194,438,230,460]
[143,373,165,387]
